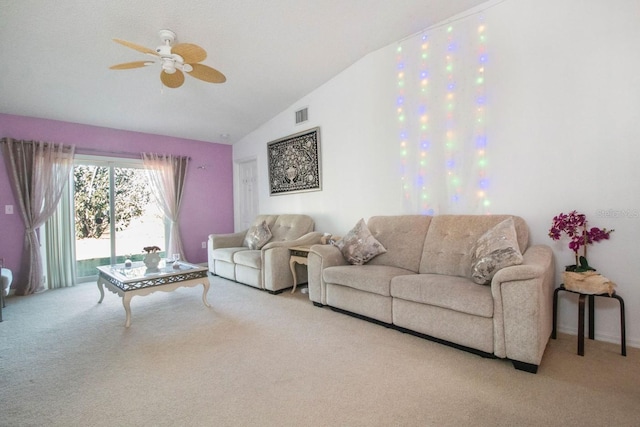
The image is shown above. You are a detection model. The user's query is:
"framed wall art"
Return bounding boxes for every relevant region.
[267,127,321,196]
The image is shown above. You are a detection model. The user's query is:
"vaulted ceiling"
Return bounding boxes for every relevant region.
[0,0,487,144]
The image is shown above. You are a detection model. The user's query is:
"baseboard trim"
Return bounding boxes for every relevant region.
[555,324,638,348]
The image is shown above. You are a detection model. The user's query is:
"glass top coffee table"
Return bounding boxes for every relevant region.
[97,260,210,327]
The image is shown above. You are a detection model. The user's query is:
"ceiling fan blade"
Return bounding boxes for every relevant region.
[160,69,185,88]
[172,43,207,63]
[113,38,159,56]
[187,63,226,83]
[109,61,154,70]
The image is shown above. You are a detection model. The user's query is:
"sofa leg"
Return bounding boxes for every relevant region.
[512,360,538,374]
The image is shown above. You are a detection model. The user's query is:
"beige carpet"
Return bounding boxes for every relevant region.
[1,276,638,427]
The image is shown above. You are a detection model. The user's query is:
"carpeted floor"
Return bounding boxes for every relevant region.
[1,275,638,427]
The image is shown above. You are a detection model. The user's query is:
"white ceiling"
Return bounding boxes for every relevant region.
[0,0,487,144]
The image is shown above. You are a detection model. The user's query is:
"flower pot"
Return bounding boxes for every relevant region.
[563,271,616,296]
[143,252,161,271]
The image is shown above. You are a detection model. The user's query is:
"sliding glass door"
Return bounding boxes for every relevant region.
[74,157,167,280]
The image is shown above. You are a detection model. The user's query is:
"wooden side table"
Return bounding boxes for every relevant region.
[289,246,311,293]
[552,284,626,356]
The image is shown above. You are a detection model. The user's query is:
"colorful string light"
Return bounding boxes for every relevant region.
[396,45,410,204]
[475,20,490,211]
[397,17,489,214]
[418,33,432,214]
[444,25,461,204]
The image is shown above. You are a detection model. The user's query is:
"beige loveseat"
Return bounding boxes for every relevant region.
[308,215,555,373]
[208,214,321,293]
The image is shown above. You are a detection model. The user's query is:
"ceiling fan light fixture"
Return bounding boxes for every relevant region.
[162,63,176,74]
[110,29,226,88]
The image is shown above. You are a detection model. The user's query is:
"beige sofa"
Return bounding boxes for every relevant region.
[307,215,555,373]
[208,214,321,293]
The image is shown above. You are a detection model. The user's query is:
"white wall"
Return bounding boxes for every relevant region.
[233,47,401,232]
[233,0,640,347]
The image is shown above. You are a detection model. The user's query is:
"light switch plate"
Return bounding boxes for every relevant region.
[5,205,13,214]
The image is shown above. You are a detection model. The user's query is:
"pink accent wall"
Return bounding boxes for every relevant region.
[0,114,233,287]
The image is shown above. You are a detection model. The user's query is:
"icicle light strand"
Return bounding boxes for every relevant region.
[475,19,490,211]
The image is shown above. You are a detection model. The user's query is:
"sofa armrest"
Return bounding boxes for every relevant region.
[260,232,324,292]
[490,245,555,367]
[307,244,348,305]
[261,231,323,250]
[208,231,247,250]
[207,231,247,274]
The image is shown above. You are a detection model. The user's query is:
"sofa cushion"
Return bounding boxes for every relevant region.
[366,215,432,272]
[420,215,528,277]
[234,249,262,269]
[270,214,315,242]
[323,265,414,296]
[212,247,248,263]
[470,217,523,285]
[251,215,279,232]
[390,273,494,318]
[244,220,272,249]
[335,218,387,265]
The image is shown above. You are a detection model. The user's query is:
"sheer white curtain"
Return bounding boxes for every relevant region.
[0,138,75,295]
[142,153,189,261]
[45,173,76,289]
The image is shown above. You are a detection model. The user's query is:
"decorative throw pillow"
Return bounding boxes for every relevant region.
[471,217,523,285]
[335,218,387,265]
[244,220,272,250]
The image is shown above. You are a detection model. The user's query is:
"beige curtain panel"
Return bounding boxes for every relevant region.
[0,138,75,295]
[142,153,189,262]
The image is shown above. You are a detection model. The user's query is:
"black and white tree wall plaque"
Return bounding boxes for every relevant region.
[268,127,321,196]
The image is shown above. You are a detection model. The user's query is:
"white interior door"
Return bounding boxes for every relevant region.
[237,159,258,230]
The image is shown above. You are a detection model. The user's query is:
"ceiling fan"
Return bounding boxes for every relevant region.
[109,29,226,88]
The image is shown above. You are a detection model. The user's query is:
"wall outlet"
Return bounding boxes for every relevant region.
[5,205,13,214]
[201,241,207,249]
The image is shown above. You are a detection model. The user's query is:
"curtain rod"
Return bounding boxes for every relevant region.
[75,147,140,159]
[75,147,190,160]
